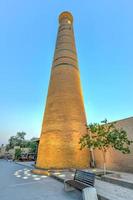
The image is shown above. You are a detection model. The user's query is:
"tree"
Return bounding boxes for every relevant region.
[16,132,26,147]
[29,138,38,153]
[16,132,26,140]
[15,148,22,160]
[9,136,17,148]
[8,132,27,149]
[6,133,38,158]
[79,119,133,174]
[5,144,10,151]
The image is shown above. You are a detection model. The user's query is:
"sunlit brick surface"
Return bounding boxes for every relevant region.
[94,117,133,172]
[36,12,89,169]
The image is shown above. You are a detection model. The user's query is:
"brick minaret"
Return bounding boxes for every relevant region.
[36,11,89,169]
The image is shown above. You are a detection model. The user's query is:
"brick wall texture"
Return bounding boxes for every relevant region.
[36,12,89,169]
[94,117,133,172]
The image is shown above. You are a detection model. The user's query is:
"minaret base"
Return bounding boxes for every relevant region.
[36,131,89,169]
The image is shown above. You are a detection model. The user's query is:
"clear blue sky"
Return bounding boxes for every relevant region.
[0,0,133,145]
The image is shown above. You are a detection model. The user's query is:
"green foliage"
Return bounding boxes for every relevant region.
[5,144,10,151]
[9,136,17,149]
[15,148,22,160]
[80,119,133,174]
[7,132,38,155]
[29,141,38,153]
[80,119,133,154]
[27,137,38,153]
[16,132,26,147]
[8,132,27,148]
[17,132,26,140]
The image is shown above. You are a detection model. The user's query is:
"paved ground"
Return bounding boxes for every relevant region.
[50,171,133,200]
[9,161,133,200]
[15,161,35,169]
[0,160,82,200]
[16,162,133,184]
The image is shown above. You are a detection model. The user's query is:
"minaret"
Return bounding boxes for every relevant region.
[36,11,89,169]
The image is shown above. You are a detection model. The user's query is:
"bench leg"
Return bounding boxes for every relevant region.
[82,187,98,200]
[64,181,75,192]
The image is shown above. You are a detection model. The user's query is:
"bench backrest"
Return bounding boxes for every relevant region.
[74,170,95,187]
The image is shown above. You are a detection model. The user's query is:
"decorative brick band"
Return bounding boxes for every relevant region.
[53,62,78,70]
[54,56,77,62]
[55,48,77,55]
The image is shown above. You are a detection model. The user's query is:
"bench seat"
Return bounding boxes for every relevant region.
[65,179,89,190]
[64,170,95,191]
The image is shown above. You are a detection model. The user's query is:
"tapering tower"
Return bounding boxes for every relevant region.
[36,11,89,169]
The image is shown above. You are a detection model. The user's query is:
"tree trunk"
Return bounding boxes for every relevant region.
[103,150,107,175]
[90,148,95,168]
[89,129,95,168]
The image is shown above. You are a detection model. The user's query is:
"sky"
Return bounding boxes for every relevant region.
[0,0,133,145]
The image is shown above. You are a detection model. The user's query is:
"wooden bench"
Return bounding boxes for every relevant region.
[64,170,95,191]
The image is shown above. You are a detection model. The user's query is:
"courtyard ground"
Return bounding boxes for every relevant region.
[16,161,133,200]
[0,160,82,200]
[1,160,133,200]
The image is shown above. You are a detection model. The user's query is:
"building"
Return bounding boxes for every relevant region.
[36,11,89,169]
[94,117,133,172]
[5,146,31,160]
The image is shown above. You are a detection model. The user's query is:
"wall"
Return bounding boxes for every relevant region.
[94,117,133,172]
